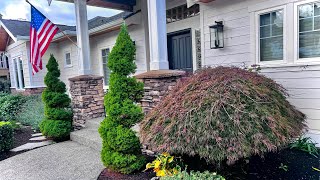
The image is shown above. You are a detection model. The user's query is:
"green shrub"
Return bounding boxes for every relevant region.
[0,121,13,152]
[161,170,225,180]
[140,67,306,165]
[40,55,72,140]
[289,136,319,157]
[0,79,11,93]
[16,95,44,130]
[0,93,27,121]
[99,24,145,174]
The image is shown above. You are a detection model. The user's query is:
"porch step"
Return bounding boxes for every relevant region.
[70,117,104,152]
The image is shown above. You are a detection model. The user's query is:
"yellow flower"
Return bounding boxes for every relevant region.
[146,163,152,169]
[168,156,174,163]
[173,168,179,175]
[156,170,166,177]
[154,160,161,169]
[162,152,170,156]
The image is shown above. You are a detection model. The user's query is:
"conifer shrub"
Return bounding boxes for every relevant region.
[140,67,306,165]
[99,25,145,174]
[40,55,72,141]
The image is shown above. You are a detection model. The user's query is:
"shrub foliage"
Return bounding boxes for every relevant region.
[140,67,306,164]
[0,93,27,121]
[40,55,72,141]
[0,121,13,152]
[99,24,145,174]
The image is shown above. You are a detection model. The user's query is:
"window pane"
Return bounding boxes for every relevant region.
[260,26,271,38]
[272,24,283,36]
[299,4,313,18]
[299,18,313,32]
[102,49,110,85]
[260,13,270,26]
[271,10,283,24]
[314,2,320,16]
[299,31,320,58]
[315,16,320,30]
[19,59,25,88]
[14,59,20,88]
[260,37,283,61]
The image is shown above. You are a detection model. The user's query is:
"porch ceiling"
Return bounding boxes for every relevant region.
[56,0,135,11]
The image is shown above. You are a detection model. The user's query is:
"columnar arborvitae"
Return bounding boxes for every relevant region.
[99,24,145,174]
[40,55,72,141]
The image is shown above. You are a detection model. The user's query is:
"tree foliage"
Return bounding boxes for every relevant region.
[99,24,145,174]
[40,55,72,141]
[140,67,306,165]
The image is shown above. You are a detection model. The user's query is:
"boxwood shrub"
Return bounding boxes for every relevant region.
[140,67,306,165]
[0,121,13,152]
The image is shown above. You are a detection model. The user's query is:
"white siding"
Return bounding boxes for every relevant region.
[201,0,320,141]
[7,41,31,89]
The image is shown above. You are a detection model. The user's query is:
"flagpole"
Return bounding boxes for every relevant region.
[59,30,80,49]
[25,0,32,6]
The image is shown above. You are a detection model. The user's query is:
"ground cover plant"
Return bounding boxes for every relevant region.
[16,95,44,130]
[99,24,145,174]
[40,55,72,141]
[140,67,306,165]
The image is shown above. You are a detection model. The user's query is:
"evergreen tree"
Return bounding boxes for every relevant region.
[99,24,145,174]
[40,55,72,141]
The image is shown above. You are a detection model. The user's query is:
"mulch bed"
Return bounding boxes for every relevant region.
[0,126,34,161]
[98,148,320,180]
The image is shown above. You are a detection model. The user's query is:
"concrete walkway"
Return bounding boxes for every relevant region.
[0,141,104,180]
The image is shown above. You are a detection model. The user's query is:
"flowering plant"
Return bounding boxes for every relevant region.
[145,153,179,177]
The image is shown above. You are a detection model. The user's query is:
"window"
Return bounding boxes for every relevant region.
[101,49,110,86]
[166,4,200,24]
[65,52,72,67]
[13,57,25,89]
[259,9,284,62]
[298,2,320,59]
[0,53,7,69]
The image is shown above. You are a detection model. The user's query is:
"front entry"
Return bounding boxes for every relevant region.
[167,30,193,72]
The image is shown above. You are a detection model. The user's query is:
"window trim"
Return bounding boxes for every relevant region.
[255,5,287,65]
[294,0,320,63]
[12,56,25,90]
[100,47,111,89]
[64,51,72,68]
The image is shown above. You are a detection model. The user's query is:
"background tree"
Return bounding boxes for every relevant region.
[40,55,72,141]
[99,24,145,174]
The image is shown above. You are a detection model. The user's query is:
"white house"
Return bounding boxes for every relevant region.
[2,0,320,143]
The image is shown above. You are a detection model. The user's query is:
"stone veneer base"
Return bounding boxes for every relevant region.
[69,75,105,126]
[135,70,186,114]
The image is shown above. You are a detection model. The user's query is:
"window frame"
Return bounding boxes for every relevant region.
[255,5,287,65]
[12,56,25,90]
[294,0,320,63]
[64,51,72,68]
[100,47,110,88]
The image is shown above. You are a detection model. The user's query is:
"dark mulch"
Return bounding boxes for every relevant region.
[0,126,34,161]
[98,148,320,180]
[183,148,320,180]
[98,155,156,180]
[98,169,155,180]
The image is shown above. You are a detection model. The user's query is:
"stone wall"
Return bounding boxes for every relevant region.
[135,70,186,114]
[11,87,45,95]
[69,75,105,126]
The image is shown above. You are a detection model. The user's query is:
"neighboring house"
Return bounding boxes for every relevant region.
[2,0,320,144]
[0,15,10,80]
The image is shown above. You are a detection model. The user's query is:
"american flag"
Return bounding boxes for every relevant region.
[30,5,59,74]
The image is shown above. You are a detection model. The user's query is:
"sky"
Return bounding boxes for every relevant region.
[0,0,122,25]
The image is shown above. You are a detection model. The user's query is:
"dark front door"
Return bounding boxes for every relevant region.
[168,30,193,72]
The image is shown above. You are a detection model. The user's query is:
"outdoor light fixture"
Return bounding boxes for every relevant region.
[210,21,224,49]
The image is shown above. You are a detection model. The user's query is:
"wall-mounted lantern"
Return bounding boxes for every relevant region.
[209,21,224,49]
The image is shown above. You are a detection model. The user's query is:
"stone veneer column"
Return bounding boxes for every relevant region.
[135,70,186,114]
[69,75,105,126]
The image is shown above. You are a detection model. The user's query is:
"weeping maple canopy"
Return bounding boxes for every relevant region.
[140,67,306,164]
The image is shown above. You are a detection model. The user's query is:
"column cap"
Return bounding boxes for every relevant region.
[69,75,104,81]
[135,70,186,79]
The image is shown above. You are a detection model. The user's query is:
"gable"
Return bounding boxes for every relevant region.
[0,26,9,51]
